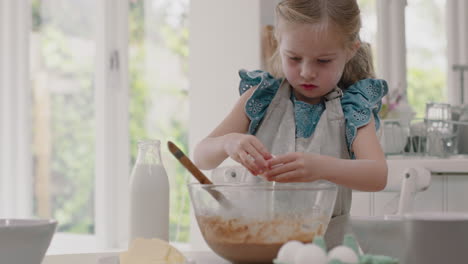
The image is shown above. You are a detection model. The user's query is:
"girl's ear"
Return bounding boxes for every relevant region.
[346,41,361,62]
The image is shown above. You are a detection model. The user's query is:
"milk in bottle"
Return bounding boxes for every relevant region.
[129,139,169,241]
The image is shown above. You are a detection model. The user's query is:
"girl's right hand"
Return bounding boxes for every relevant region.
[223,133,273,175]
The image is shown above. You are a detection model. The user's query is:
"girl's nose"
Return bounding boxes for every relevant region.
[300,64,317,80]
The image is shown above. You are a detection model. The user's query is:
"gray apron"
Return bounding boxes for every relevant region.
[246,79,352,249]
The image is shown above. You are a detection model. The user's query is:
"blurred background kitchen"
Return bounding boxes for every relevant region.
[0,0,467,256]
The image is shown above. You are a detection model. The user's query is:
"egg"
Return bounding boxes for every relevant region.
[328,246,359,264]
[276,240,303,264]
[294,244,327,264]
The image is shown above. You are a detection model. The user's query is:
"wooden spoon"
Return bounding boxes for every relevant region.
[167,141,233,210]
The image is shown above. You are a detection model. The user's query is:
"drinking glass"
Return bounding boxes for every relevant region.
[425,102,457,157]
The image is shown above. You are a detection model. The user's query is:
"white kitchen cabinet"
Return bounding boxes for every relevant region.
[373,192,399,216]
[447,175,468,212]
[412,176,445,212]
[350,192,372,216]
[351,157,468,216]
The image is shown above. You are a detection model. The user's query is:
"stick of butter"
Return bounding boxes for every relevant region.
[120,238,186,264]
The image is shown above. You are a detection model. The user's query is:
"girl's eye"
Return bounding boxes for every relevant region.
[289,57,301,62]
[318,59,332,64]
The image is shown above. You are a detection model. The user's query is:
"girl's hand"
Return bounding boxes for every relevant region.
[223,133,272,175]
[263,152,323,182]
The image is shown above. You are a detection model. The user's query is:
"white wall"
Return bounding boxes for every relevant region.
[189,0,262,157]
[260,0,280,26]
[188,0,263,249]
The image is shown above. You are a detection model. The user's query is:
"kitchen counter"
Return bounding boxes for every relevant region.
[43,251,230,264]
[387,155,468,174]
[43,156,468,264]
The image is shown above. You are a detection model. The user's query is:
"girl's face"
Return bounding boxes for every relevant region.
[279,22,356,104]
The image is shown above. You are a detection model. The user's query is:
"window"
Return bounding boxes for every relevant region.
[27,0,191,252]
[358,0,378,67]
[31,0,97,236]
[29,0,121,252]
[406,0,447,118]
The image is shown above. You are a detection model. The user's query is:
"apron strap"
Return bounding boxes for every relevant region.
[325,213,351,249]
[324,87,345,121]
[324,87,343,101]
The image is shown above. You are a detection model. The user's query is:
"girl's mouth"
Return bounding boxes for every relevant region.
[301,84,318,90]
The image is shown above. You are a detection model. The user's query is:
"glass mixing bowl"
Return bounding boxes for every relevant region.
[188,181,337,264]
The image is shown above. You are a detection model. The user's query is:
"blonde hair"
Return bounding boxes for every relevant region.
[265,0,375,89]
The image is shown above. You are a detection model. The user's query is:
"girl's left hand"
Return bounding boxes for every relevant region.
[263,152,323,182]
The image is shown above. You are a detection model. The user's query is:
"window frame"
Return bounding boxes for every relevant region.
[94,0,130,250]
[378,0,467,105]
[447,0,468,104]
[0,0,130,253]
[0,0,33,218]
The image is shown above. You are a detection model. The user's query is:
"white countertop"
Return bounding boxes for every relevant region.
[387,155,468,173]
[43,251,230,264]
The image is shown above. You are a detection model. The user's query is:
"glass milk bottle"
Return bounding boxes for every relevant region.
[129,139,169,241]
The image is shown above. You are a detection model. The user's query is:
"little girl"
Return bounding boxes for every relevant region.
[193,0,388,248]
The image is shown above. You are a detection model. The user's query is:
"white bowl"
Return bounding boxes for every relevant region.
[0,219,57,264]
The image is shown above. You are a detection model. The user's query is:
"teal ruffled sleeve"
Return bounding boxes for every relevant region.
[238,69,282,135]
[342,79,388,154]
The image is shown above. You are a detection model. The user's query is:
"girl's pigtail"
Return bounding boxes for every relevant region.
[262,25,283,78]
[340,41,376,89]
